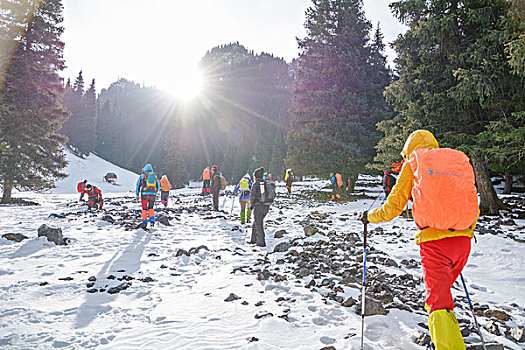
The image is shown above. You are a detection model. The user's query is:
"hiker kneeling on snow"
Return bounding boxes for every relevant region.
[85,184,103,210]
[136,164,160,228]
[361,130,479,350]
[248,167,275,247]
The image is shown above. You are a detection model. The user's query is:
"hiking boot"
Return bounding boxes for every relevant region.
[139,222,148,230]
[150,221,155,227]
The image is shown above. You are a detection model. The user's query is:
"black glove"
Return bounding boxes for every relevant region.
[359,211,369,224]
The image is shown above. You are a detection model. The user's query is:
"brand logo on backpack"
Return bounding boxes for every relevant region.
[428,169,461,177]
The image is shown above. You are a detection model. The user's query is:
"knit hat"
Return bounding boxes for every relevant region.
[211,165,218,172]
[253,167,265,180]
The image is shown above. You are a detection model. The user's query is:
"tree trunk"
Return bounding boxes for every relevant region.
[346,174,358,193]
[471,154,507,216]
[503,169,512,195]
[1,181,13,204]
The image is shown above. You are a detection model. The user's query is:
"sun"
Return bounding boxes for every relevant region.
[161,65,203,100]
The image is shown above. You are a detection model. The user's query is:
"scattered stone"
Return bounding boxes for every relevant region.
[484,320,501,336]
[39,282,49,286]
[157,212,171,226]
[86,282,95,288]
[37,224,65,245]
[139,277,154,283]
[88,276,96,282]
[254,311,273,319]
[274,230,287,239]
[148,253,159,257]
[273,274,287,282]
[509,326,525,342]
[86,288,98,293]
[310,211,330,219]
[2,233,28,242]
[241,301,249,305]
[342,297,356,307]
[255,301,264,307]
[356,297,389,316]
[107,275,116,280]
[257,270,272,281]
[413,332,431,347]
[224,293,241,302]
[176,249,189,257]
[107,282,131,294]
[101,215,115,224]
[303,224,319,237]
[58,277,73,281]
[160,264,168,269]
[320,347,336,350]
[273,242,291,253]
[247,337,259,343]
[485,309,510,322]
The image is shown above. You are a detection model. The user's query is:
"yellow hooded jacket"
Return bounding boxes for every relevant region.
[367,130,477,245]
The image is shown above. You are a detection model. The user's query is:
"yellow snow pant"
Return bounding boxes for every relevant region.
[239,198,251,224]
[428,309,465,350]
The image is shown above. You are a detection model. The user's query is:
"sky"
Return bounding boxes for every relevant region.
[61,0,407,98]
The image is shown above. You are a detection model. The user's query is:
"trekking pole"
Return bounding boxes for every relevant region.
[360,220,368,350]
[229,193,236,219]
[460,274,487,350]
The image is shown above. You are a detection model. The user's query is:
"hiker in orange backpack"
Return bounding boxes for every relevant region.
[136,164,160,228]
[201,166,211,195]
[360,130,479,350]
[77,180,88,201]
[85,184,103,210]
[160,175,172,207]
[330,172,344,201]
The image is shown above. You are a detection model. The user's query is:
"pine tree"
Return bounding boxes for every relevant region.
[163,117,189,188]
[286,0,392,188]
[0,0,69,203]
[60,71,97,156]
[377,0,525,215]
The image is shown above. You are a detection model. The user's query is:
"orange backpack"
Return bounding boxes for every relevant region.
[408,148,478,231]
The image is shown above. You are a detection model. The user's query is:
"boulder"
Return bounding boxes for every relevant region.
[485,309,510,322]
[342,297,356,307]
[224,293,241,302]
[274,230,286,239]
[356,297,389,316]
[510,326,525,342]
[157,212,170,226]
[484,320,501,336]
[37,224,65,245]
[107,282,131,294]
[273,242,291,253]
[303,224,319,237]
[101,215,115,224]
[2,233,28,242]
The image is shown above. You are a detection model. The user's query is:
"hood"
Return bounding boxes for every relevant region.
[143,164,153,173]
[401,130,439,159]
[253,167,265,180]
[161,175,167,180]
[383,170,390,175]
[243,173,251,180]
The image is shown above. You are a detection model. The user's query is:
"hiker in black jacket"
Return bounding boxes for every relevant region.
[249,167,271,247]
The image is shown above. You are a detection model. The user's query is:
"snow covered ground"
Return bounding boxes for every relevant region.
[48,147,139,194]
[1,152,524,349]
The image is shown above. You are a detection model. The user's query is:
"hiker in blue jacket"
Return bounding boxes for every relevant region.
[136,164,160,227]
